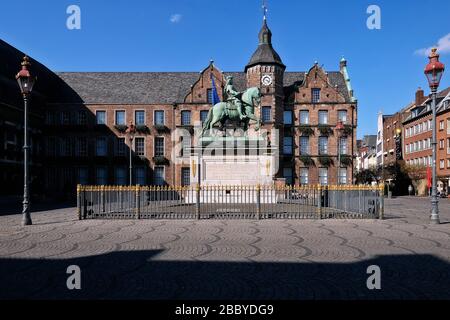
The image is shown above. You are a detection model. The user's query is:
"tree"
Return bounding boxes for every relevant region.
[355,168,378,185]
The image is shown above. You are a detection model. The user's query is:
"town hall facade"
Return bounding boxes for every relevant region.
[0,18,357,198]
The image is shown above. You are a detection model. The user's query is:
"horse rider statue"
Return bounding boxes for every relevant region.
[224,76,247,120]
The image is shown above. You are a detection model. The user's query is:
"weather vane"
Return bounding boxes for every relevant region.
[262,0,268,20]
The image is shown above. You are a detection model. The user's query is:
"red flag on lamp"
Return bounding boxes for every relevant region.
[427,166,432,189]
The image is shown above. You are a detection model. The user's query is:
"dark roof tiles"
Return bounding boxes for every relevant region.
[55,71,351,104]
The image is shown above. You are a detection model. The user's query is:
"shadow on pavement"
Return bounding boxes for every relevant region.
[0,199,74,216]
[0,251,449,300]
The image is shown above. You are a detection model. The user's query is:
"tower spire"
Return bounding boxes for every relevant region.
[262,0,268,21]
[245,0,284,71]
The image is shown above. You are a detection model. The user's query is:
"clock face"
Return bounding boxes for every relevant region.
[261,74,272,86]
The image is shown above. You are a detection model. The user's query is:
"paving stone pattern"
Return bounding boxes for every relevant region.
[0,197,449,299]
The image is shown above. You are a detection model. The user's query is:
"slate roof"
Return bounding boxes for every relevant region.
[1,39,351,106]
[55,71,351,104]
[402,86,450,123]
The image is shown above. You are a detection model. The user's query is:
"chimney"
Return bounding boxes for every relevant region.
[415,87,425,105]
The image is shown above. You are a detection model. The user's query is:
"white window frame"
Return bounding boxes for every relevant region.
[181,110,191,126]
[337,110,348,124]
[134,137,146,156]
[96,110,107,125]
[299,110,309,125]
[318,110,328,125]
[300,167,309,185]
[115,109,126,126]
[319,168,328,185]
[135,110,146,126]
[154,110,165,125]
[338,167,347,184]
[154,136,165,157]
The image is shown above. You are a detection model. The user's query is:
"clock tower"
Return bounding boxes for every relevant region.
[245,15,285,126]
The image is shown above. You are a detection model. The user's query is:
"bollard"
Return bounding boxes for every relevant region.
[196,184,201,220]
[256,184,261,220]
[378,184,384,220]
[317,184,322,219]
[135,185,141,219]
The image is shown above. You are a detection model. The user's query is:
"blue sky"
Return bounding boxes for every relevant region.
[1,0,449,138]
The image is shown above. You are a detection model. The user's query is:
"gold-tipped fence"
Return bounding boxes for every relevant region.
[77,184,384,220]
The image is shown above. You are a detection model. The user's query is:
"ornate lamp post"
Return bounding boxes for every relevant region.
[335,121,345,185]
[424,48,445,225]
[126,121,136,186]
[16,56,36,226]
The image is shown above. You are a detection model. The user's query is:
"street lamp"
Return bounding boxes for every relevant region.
[424,48,445,225]
[126,121,136,185]
[16,56,36,226]
[335,121,345,185]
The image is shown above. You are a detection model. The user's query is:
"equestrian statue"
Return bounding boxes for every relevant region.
[201,76,262,136]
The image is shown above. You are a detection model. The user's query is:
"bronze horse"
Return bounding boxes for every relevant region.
[201,87,262,135]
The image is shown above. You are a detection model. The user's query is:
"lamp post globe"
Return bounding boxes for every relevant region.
[424,48,445,225]
[16,56,36,226]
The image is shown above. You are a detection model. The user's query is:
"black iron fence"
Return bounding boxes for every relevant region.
[77,184,384,220]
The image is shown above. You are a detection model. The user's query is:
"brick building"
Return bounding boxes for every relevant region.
[355,135,377,172]
[1,17,357,198]
[403,87,450,195]
[0,39,68,198]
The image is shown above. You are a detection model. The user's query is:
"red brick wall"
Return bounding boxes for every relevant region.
[43,63,357,187]
[437,110,450,177]
[292,65,357,185]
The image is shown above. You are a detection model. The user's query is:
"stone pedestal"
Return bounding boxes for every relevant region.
[190,136,278,187]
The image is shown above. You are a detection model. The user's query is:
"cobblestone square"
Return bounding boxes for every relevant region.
[0,196,449,299]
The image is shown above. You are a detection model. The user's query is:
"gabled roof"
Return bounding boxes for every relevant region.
[402,86,450,123]
[437,89,450,112]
